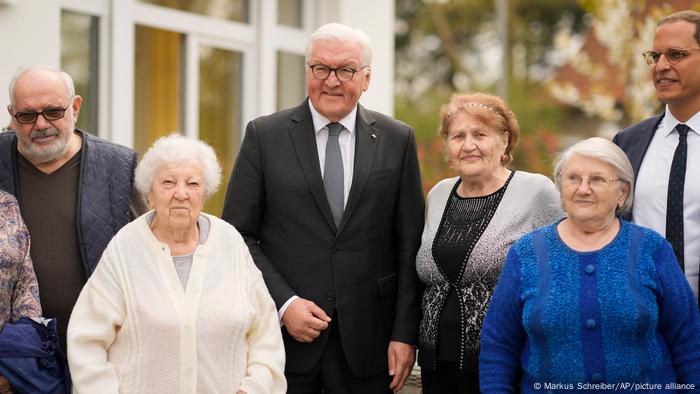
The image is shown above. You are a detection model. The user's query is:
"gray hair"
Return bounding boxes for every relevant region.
[305,23,373,68]
[553,137,634,216]
[135,133,222,199]
[8,65,75,107]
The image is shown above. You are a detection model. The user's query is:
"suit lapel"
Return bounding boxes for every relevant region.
[630,114,664,182]
[288,100,337,231]
[337,105,379,235]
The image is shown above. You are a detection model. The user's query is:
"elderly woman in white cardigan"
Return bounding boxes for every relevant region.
[67,134,286,393]
[415,93,563,393]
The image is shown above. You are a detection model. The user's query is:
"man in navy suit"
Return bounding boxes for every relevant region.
[613,10,700,300]
[222,23,424,393]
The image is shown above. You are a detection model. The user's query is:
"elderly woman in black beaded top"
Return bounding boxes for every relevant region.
[415,92,563,393]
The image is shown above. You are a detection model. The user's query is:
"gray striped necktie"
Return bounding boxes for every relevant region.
[324,122,344,227]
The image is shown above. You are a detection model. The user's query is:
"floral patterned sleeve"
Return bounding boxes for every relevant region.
[0,192,42,326]
[11,240,42,321]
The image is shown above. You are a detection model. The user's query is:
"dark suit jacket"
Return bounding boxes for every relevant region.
[221,99,425,377]
[612,114,664,221]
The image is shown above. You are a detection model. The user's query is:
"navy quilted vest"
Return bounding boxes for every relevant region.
[0,129,136,277]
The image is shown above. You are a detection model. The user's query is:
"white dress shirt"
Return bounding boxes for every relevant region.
[633,106,700,296]
[309,101,356,206]
[279,102,359,321]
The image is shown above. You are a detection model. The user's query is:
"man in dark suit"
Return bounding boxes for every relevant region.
[222,23,424,393]
[613,10,700,300]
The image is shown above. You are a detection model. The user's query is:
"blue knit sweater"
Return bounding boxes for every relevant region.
[480,220,700,393]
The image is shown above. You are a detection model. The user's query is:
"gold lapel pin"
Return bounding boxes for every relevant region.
[370,133,377,139]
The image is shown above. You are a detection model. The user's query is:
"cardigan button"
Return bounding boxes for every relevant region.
[585,264,595,274]
[586,319,597,329]
[592,372,602,382]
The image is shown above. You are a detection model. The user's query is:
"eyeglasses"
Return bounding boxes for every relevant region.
[561,173,620,190]
[12,100,73,124]
[307,64,368,82]
[642,48,700,65]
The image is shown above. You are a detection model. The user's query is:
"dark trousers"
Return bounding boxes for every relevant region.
[421,361,479,394]
[286,320,392,394]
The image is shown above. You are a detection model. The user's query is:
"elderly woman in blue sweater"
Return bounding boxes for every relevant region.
[480,137,700,392]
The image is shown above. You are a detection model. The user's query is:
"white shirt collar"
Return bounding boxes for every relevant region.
[308,100,357,136]
[662,105,700,137]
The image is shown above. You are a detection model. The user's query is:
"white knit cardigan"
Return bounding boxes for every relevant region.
[67,212,286,394]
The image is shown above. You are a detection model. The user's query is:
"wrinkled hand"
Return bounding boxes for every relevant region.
[281,298,331,343]
[0,375,11,394]
[387,341,416,392]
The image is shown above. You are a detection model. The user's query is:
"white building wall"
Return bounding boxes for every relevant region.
[0,1,61,126]
[336,0,395,116]
[0,0,396,140]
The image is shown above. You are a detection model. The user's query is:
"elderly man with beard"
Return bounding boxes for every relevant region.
[0,64,140,350]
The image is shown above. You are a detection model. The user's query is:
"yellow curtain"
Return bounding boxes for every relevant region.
[134,25,181,156]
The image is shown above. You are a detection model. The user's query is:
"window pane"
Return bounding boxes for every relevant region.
[278,0,303,28]
[61,10,99,133]
[198,46,242,215]
[277,51,306,110]
[133,25,182,156]
[140,0,248,23]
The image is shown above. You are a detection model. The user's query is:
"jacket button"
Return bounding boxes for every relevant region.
[327,293,335,302]
[332,247,339,255]
[585,264,595,274]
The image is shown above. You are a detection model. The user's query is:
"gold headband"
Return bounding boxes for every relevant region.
[447,102,498,118]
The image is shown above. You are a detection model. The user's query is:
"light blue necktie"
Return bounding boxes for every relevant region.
[323,122,344,227]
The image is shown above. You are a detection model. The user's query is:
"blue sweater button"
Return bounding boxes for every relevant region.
[586,319,597,329]
[592,372,602,382]
[585,264,595,274]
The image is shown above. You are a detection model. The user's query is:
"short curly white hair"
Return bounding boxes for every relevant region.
[135,133,222,199]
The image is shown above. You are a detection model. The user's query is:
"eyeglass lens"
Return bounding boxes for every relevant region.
[643,48,699,65]
[563,174,615,189]
[14,106,68,124]
[310,65,356,82]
